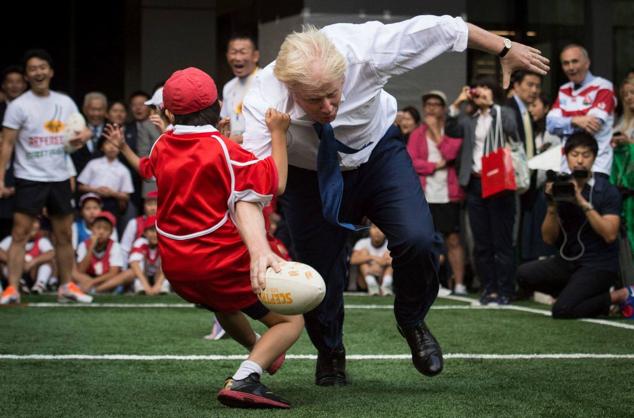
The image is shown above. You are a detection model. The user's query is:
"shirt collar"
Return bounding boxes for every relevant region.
[513,94,528,114]
[171,124,218,135]
[574,72,595,90]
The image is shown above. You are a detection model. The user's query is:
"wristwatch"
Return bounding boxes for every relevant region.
[498,38,512,58]
[583,203,594,213]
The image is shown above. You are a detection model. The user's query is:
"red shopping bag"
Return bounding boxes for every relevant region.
[480,105,517,198]
[481,146,517,198]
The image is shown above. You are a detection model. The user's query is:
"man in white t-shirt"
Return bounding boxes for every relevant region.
[219,35,260,144]
[350,224,392,296]
[0,49,93,304]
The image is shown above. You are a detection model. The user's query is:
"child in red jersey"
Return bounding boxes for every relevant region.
[0,218,55,294]
[104,67,302,409]
[71,211,123,297]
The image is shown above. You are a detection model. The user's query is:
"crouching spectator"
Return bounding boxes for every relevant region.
[88,215,167,295]
[0,218,54,294]
[72,211,124,293]
[129,215,168,295]
[72,193,118,250]
[120,190,157,262]
[517,133,634,318]
[350,224,392,296]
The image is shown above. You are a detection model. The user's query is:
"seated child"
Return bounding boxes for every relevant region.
[0,218,54,294]
[104,67,302,409]
[350,223,393,296]
[72,193,118,250]
[77,135,134,217]
[92,215,168,295]
[72,211,124,293]
[120,190,158,263]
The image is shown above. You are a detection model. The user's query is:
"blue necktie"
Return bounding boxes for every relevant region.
[314,122,365,231]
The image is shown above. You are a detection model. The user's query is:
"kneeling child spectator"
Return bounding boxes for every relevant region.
[72,193,118,250]
[0,218,54,294]
[350,223,393,295]
[72,211,124,293]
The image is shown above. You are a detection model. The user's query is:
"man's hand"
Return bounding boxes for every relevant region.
[611,132,632,148]
[572,115,602,135]
[265,108,290,134]
[250,251,284,294]
[0,181,12,199]
[500,42,550,89]
[572,181,589,208]
[68,128,93,148]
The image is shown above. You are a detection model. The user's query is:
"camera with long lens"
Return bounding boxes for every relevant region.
[546,169,590,203]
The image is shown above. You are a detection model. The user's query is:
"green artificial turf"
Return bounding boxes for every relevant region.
[1,293,633,417]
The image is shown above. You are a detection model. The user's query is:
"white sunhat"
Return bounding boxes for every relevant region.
[144,87,164,109]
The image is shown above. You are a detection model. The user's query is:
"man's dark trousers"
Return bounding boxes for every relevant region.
[283,129,441,354]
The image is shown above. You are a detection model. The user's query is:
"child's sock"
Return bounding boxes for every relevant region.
[233,360,263,381]
[35,264,53,287]
[381,274,393,289]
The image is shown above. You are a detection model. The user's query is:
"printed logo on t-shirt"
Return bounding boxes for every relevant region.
[43,104,65,134]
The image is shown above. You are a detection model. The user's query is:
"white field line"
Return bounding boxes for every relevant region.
[1,353,633,361]
[17,302,634,331]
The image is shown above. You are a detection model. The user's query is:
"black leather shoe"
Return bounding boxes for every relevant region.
[398,322,443,377]
[315,347,347,386]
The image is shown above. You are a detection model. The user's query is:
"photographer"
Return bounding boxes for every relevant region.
[517,132,634,318]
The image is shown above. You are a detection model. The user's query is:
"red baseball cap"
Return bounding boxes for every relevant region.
[163,67,218,115]
[93,211,117,228]
[143,215,157,231]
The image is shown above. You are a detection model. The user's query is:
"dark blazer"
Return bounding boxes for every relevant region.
[506,96,536,156]
[445,105,519,188]
[71,122,105,175]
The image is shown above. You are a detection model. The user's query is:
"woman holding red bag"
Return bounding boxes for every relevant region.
[445,75,520,305]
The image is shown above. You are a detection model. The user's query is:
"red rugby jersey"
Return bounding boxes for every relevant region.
[137,124,278,290]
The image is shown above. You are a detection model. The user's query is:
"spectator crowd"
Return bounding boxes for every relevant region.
[0,38,633,320]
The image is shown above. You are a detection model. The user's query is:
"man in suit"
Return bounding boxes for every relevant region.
[72,92,108,174]
[506,70,548,262]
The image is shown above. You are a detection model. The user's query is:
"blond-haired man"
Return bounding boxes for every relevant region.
[243,16,549,386]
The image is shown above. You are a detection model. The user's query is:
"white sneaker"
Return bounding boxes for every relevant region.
[381,286,394,296]
[159,279,170,295]
[453,284,468,296]
[57,283,93,303]
[365,276,380,296]
[204,319,226,340]
[31,282,47,295]
[437,286,452,297]
[133,279,145,294]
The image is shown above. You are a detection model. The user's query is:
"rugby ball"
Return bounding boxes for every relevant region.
[258,262,326,315]
[62,113,87,153]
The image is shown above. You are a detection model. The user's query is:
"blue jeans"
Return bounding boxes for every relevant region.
[283,130,441,353]
[466,178,517,297]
